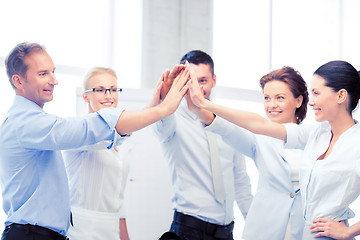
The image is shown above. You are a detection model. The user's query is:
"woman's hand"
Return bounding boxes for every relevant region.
[160,65,185,100]
[187,64,208,109]
[310,218,352,239]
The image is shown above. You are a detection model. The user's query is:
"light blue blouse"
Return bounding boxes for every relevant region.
[207,116,304,240]
[0,96,123,236]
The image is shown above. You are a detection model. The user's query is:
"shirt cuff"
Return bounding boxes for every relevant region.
[205,115,223,132]
[96,107,125,149]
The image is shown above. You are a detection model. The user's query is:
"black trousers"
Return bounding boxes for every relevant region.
[170,211,234,240]
[1,224,68,240]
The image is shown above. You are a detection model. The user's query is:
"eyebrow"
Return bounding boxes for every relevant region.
[263,92,287,96]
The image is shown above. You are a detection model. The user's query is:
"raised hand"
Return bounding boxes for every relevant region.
[160,65,186,100]
[160,66,190,115]
[187,64,208,109]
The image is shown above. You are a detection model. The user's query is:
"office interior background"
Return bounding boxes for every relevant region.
[0,0,360,239]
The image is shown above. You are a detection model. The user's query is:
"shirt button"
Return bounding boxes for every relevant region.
[290,193,295,198]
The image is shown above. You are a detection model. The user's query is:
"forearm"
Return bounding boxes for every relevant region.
[194,108,215,125]
[347,221,360,239]
[201,99,287,140]
[115,104,169,136]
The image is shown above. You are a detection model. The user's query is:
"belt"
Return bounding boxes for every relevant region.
[173,211,234,238]
[6,223,68,240]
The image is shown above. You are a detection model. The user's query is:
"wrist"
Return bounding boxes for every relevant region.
[347,224,358,239]
[202,113,215,126]
[157,101,173,118]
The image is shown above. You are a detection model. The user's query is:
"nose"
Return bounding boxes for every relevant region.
[308,96,314,106]
[49,73,58,85]
[269,99,277,108]
[104,89,112,95]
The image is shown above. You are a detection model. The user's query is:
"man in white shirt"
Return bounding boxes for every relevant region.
[153,50,253,240]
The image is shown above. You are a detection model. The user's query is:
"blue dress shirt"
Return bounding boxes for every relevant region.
[153,100,253,225]
[0,96,123,236]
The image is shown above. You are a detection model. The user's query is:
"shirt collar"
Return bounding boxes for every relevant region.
[14,95,43,112]
[179,98,198,120]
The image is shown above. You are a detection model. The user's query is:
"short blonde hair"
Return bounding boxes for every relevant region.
[83,67,117,90]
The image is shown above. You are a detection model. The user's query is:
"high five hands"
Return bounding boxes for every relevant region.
[147,64,190,109]
[152,63,214,124]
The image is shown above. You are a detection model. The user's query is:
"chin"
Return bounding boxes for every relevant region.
[314,116,324,122]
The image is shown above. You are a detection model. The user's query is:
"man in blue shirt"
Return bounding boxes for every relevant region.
[0,42,189,240]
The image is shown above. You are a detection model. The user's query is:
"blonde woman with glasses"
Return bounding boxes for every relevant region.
[63,67,130,240]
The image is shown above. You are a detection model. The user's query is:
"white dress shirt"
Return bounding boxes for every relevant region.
[153,100,253,225]
[285,121,360,225]
[207,116,304,240]
[63,139,130,240]
[64,140,129,214]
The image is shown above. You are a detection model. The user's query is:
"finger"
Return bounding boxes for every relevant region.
[163,69,170,82]
[313,218,328,223]
[313,232,326,238]
[186,64,197,81]
[173,68,190,88]
[156,79,163,92]
[311,226,326,233]
[179,79,191,96]
[169,65,185,80]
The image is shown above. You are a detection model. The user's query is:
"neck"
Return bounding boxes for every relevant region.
[329,112,355,138]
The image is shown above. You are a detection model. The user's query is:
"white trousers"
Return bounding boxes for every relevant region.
[67,207,120,240]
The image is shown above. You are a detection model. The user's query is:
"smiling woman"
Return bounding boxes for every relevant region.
[82,67,120,113]
[63,67,131,240]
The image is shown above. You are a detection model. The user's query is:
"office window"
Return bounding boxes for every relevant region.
[0,0,142,119]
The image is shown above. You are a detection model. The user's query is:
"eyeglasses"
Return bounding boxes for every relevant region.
[84,88,122,95]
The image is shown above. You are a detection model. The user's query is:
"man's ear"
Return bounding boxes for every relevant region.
[12,74,23,89]
[212,74,217,88]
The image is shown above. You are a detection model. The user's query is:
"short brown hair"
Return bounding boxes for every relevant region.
[5,42,46,89]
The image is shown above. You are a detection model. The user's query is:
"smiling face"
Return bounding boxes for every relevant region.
[309,74,339,122]
[14,51,57,108]
[189,63,216,100]
[83,72,118,113]
[263,80,303,124]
